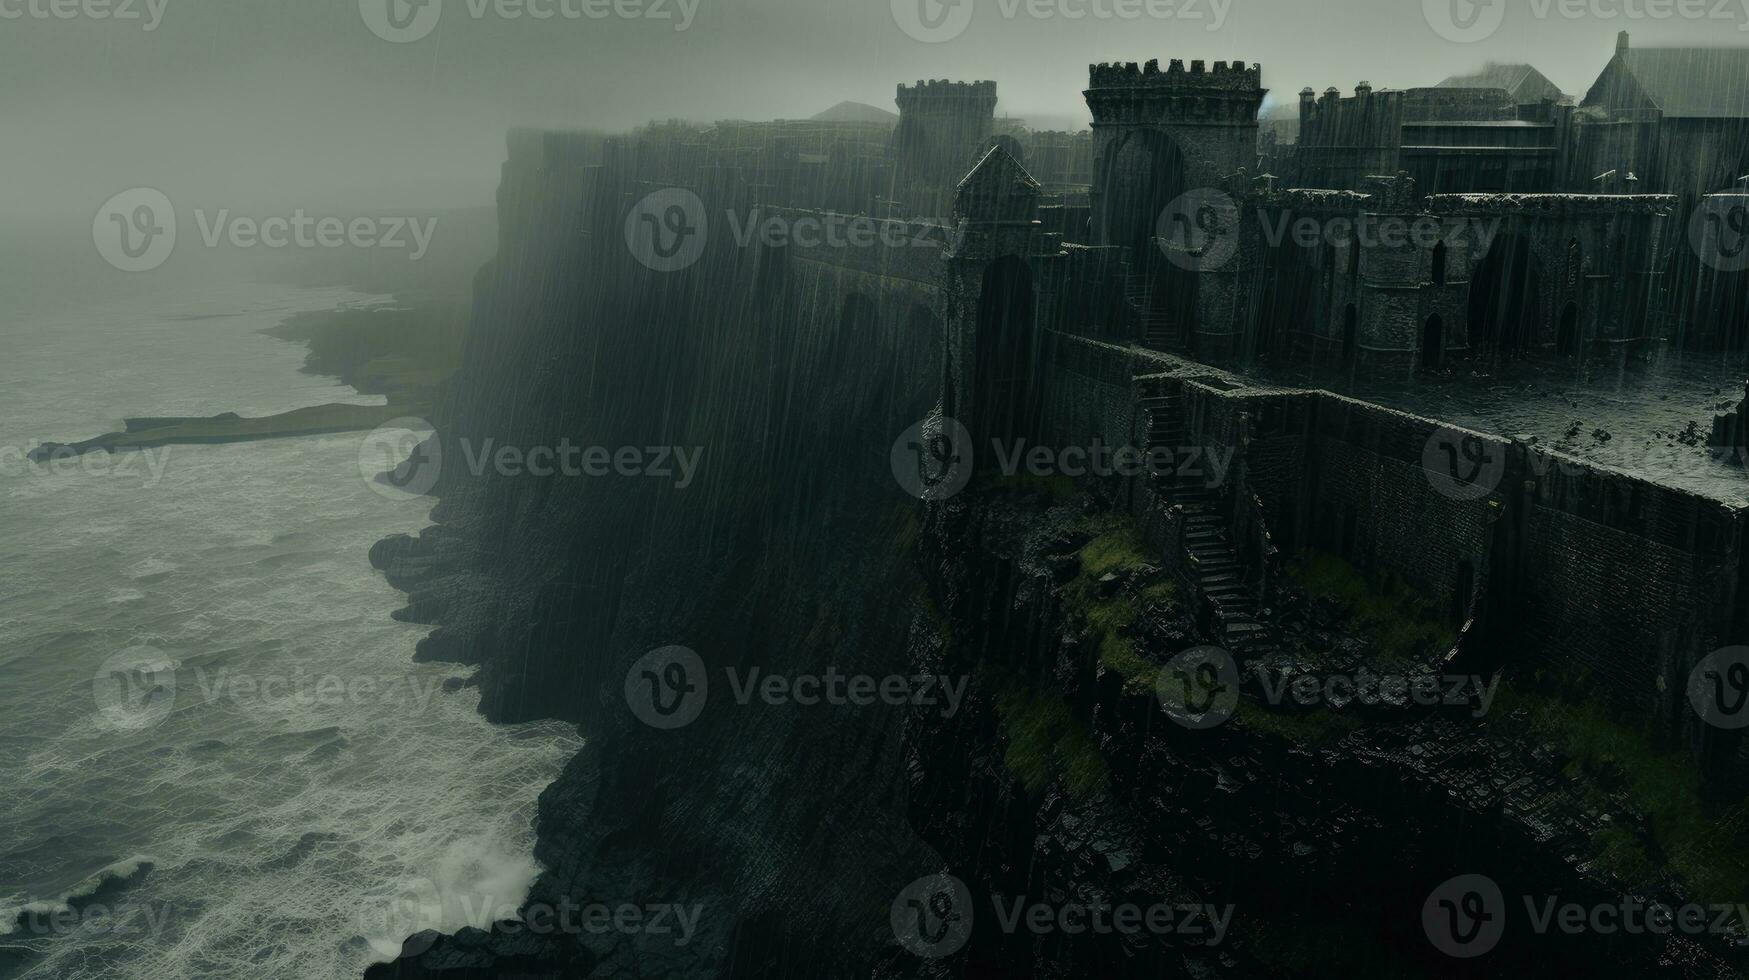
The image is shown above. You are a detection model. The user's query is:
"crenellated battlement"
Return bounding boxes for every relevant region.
[1424,192,1677,216]
[1087,58,1262,91]
[896,79,999,107]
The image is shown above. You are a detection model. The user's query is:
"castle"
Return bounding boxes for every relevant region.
[555,32,1748,378]
[488,33,1749,782]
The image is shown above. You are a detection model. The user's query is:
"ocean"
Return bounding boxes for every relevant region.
[0,281,579,979]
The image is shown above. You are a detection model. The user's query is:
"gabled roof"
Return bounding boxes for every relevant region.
[1589,47,1749,118]
[1437,63,1565,103]
[956,143,1041,192]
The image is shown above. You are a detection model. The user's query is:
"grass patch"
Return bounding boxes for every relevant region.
[1231,694,1363,743]
[990,472,1078,502]
[1496,682,1749,904]
[1060,518,1177,693]
[988,667,1109,799]
[1288,552,1456,664]
[892,506,921,558]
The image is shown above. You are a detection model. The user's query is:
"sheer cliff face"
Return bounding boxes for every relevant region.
[362,143,1749,979]
[367,148,950,976]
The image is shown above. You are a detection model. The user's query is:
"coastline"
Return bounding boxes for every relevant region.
[28,298,466,462]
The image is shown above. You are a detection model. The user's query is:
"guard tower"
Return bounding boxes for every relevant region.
[1085,59,1266,254]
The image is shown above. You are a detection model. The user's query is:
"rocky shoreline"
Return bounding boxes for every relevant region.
[27,301,464,462]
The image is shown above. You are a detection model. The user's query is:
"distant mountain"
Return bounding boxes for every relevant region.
[810,101,899,125]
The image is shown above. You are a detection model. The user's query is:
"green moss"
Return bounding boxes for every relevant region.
[1592,826,1658,883]
[892,506,921,558]
[991,472,1078,502]
[1496,682,1749,904]
[1059,520,1177,694]
[1099,638,1157,690]
[1288,552,1456,664]
[988,668,1109,799]
[1231,695,1362,743]
[1075,522,1150,579]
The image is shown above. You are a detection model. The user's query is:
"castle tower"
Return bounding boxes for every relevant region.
[893,80,999,219]
[1084,59,1266,253]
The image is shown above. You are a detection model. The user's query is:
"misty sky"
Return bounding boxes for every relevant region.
[2,0,1744,218]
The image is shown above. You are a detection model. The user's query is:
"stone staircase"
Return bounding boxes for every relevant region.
[1139,381,1277,658]
[1125,267,1184,352]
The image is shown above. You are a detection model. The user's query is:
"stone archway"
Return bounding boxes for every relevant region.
[972,256,1041,448]
[1557,302,1580,356]
[1420,314,1444,371]
[1468,234,1542,360]
[1342,304,1359,367]
[1095,129,1187,259]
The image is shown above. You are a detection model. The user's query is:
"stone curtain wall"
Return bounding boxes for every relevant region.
[1301,398,1503,611]
[1062,364,1748,755]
